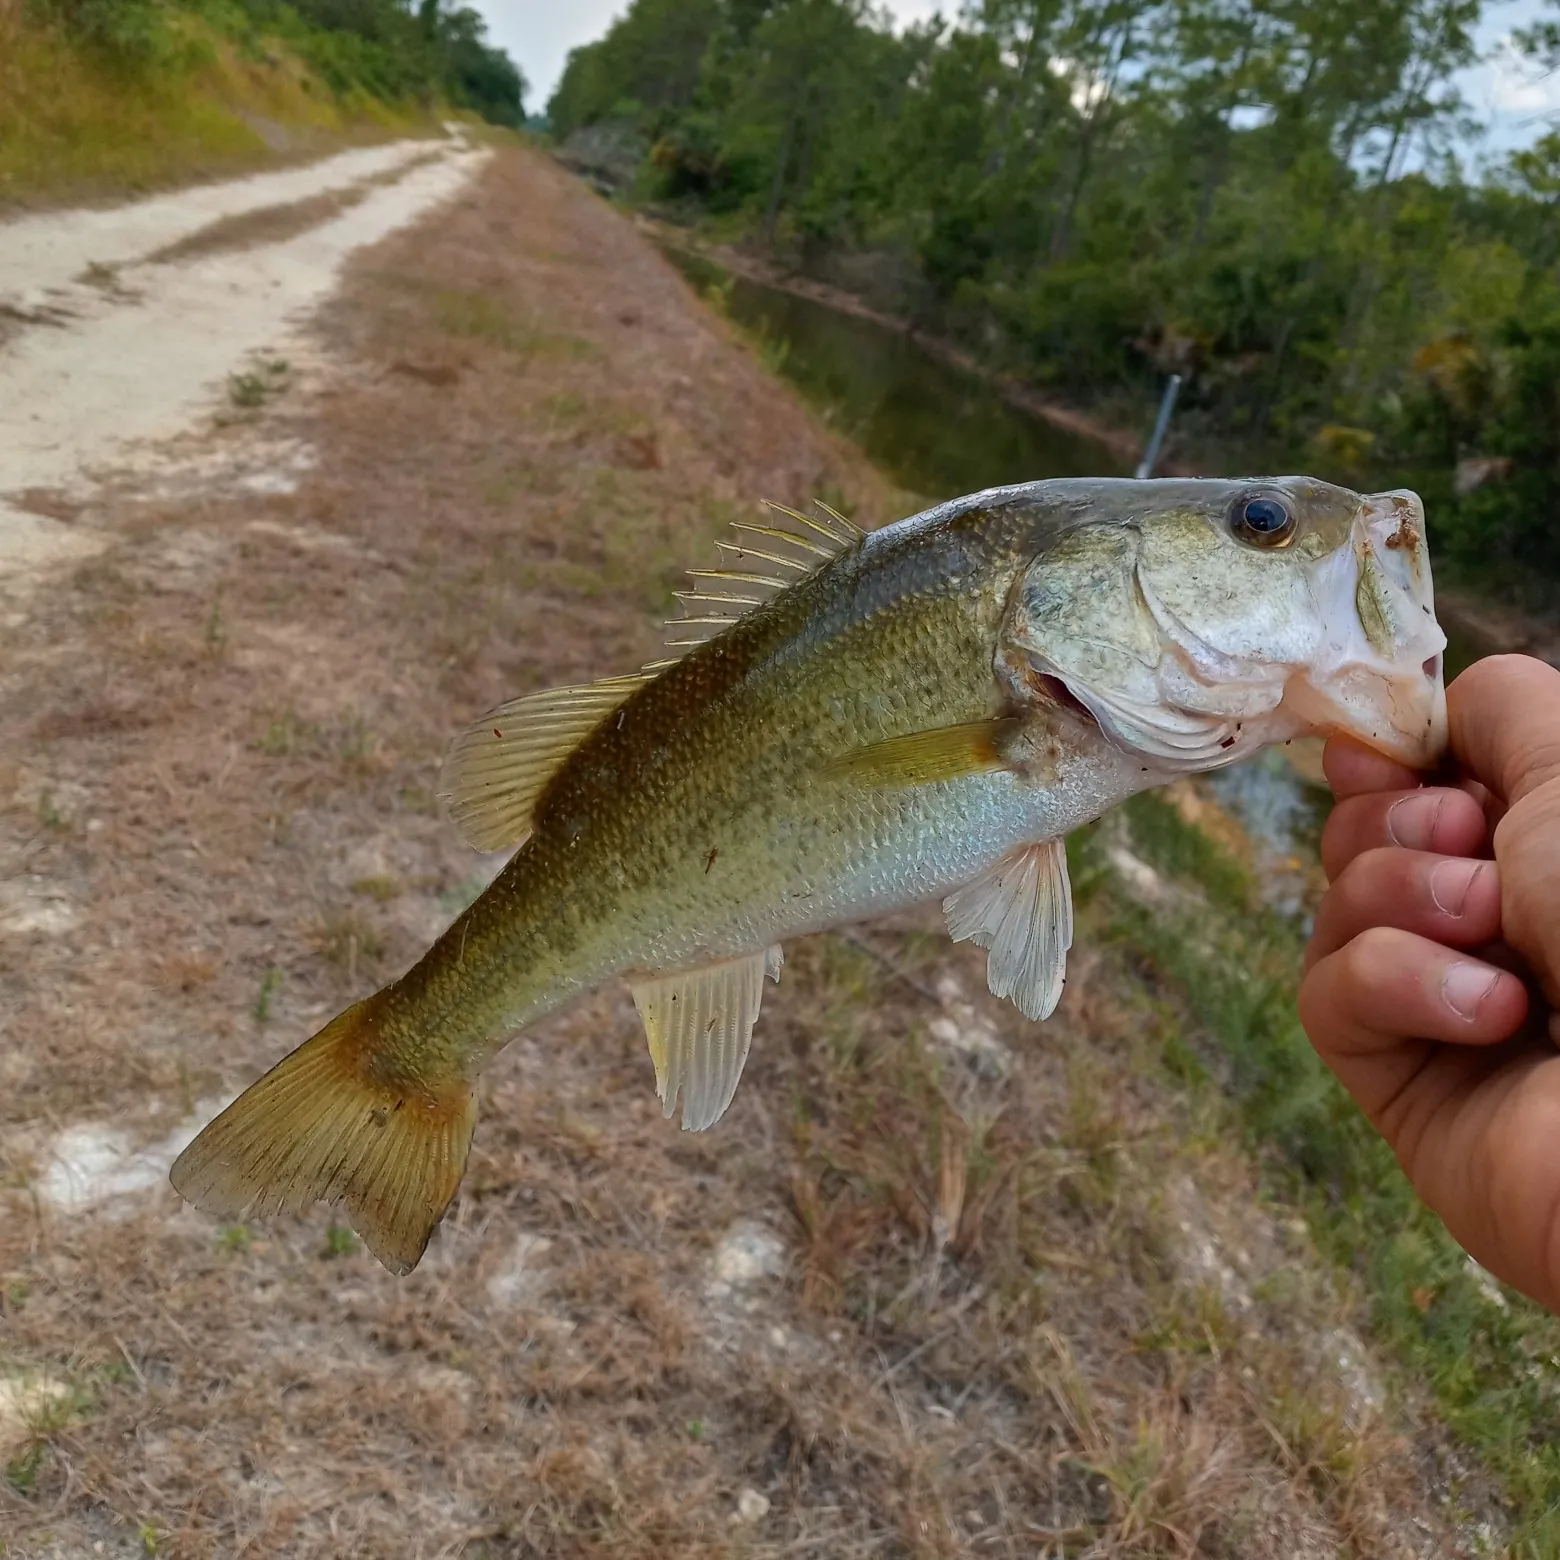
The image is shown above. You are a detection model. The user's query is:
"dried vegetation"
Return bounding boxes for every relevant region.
[0,149,1521,1555]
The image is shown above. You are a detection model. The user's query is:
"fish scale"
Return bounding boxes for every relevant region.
[171,476,1447,1274]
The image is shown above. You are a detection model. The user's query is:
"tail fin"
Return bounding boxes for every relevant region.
[169,999,476,1275]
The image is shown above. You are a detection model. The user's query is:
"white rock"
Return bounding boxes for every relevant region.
[486,1233,554,1307]
[711,1221,785,1286]
[735,1488,771,1523]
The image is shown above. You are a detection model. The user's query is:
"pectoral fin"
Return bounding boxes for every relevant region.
[944,840,1073,1021]
[630,947,781,1131]
[829,719,1019,789]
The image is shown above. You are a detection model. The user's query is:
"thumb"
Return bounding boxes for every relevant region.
[1448,655,1560,807]
[1450,657,1560,1010]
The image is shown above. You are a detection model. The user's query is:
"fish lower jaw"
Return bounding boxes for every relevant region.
[1277,665,1447,769]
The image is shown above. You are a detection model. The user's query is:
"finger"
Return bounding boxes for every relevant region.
[1306,852,1504,968]
[1494,779,1560,1011]
[1319,787,1487,881]
[1448,655,1560,807]
[1299,927,1528,1102]
[1323,735,1421,800]
[1458,778,1506,840]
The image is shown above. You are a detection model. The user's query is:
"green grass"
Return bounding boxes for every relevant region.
[0,7,426,209]
[1074,800,1560,1551]
[252,966,281,1024]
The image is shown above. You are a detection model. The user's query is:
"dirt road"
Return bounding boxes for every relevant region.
[0,131,483,577]
[0,147,1496,1556]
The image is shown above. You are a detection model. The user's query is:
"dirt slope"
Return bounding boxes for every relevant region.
[0,149,1491,1557]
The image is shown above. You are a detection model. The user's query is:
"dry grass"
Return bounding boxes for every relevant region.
[146,153,445,265]
[0,149,1501,1556]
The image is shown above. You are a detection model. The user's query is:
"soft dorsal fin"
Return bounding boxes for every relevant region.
[439,672,651,852]
[943,840,1073,1022]
[630,947,782,1131]
[663,499,863,650]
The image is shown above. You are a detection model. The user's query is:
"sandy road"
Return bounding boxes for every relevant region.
[0,131,488,576]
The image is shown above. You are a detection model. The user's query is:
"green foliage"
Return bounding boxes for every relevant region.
[27,0,172,61]
[31,0,524,124]
[549,0,722,141]
[551,0,1560,603]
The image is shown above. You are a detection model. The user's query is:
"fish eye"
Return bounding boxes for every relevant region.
[1230,493,1296,548]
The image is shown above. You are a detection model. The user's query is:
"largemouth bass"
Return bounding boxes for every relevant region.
[171,478,1447,1273]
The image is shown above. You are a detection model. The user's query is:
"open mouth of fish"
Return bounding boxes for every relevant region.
[1025,489,1448,773]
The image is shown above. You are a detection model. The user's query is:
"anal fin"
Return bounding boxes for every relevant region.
[630,948,780,1131]
[943,841,1073,1021]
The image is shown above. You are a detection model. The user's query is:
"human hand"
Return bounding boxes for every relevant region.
[1298,654,1560,1311]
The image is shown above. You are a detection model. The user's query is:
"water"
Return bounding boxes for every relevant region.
[664,248,1128,496]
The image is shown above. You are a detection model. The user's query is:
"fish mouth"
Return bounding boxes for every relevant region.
[1033,671,1099,724]
[1282,489,1448,769]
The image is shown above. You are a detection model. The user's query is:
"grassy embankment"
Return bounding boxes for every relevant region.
[0,1,431,208]
[1083,792,1560,1553]
[677,249,1560,1544]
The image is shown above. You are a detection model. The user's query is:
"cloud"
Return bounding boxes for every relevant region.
[1482,35,1560,115]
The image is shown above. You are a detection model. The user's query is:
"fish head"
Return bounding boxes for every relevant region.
[999,477,1447,772]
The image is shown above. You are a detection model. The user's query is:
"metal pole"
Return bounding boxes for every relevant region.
[1135,373,1183,480]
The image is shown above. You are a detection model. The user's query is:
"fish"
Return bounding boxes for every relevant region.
[170,477,1447,1274]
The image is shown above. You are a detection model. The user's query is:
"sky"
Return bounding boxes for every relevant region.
[470,0,1560,162]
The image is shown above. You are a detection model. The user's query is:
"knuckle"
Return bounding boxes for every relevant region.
[1333,848,1407,918]
[1342,924,1406,985]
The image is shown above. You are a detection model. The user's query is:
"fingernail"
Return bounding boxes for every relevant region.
[1388,792,1443,849]
[1430,859,1484,918]
[1444,963,1501,1021]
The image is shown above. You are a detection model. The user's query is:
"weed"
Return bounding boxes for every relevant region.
[397,783,438,816]
[227,358,288,411]
[351,874,399,902]
[323,1223,357,1259]
[35,790,67,831]
[227,372,266,410]
[333,716,376,772]
[758,331,791,377]
[218,1224,251,1254]
[435,288,536,353]
[253,707,309,757]
[253,967,282,1025]
[541,389,586,423]
[5,1440,47,1496]
[2,1375,81,1496]
[138,1522,162,1556]
[203,589,227,658]
[314,910,384,977]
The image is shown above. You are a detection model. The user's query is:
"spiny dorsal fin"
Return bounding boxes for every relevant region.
[944,840,1073,1022]
[662,498,864,652]
[439,672,651,852]
[630,947,781,1131]
[827,718,1019,788]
